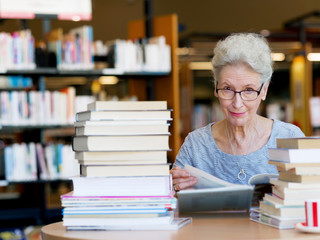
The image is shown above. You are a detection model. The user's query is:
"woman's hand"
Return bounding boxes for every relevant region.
[170,166,197,191]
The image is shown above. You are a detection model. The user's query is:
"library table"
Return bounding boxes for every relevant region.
[41,212,320,240]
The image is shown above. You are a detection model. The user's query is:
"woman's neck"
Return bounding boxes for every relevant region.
[225,116,259,154]
[225,116,258,141]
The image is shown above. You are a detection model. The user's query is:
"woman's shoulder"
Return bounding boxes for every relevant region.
[187,123,213,137]
[272,119,305,138]
[183,123,214,146]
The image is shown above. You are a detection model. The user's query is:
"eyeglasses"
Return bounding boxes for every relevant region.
[215,84,264,101]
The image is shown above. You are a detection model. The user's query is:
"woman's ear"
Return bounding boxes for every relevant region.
[214,89,218,97]
[214,83,218,97]
[261,81,270,101]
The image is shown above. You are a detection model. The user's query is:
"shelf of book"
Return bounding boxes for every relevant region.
[0,68,171,77]
[0,12,179,227]
[127,14,180,161]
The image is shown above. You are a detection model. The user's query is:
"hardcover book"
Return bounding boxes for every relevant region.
[263,193,305,206]
[268,148,320,163]
[70,175,172,196]
[250,208,305,229]
[276,137,320,149]
[269,178,320,189]
[75,123,170,136]
[271,185,320,199]
[278,171,320,183]
[72,135,170,151]
[87,101,167,111]
[259,201,305,218]
[80,164,170,177]
[65,217,192,231]
[76,110,172,121]
[268,160,320,171]
[75,150,168,161]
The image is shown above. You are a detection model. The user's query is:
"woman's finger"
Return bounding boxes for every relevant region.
[173,177,197,191]
[170,166,190,178]
[172,176,197,185]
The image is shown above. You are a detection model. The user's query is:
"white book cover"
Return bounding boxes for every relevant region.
[28,90,37,125]
[10,91,19,125]
[44,90,53,125]
[45,144,58,179]
[18,91,28,124]
[28,142,37,180]
[4,146,14,181]
[38,91,45,125]
[0,91,10,125]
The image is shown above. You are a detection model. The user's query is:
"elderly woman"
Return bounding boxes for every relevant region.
[171,33,305,190]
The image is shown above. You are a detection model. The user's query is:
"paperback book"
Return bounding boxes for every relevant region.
[70,175,173,196]
[177,165,277,213]
[276,137,320,149]
[268,148,320,163]
[87,101,167,111]
[250,208,305,229]
[76,110,172,121]
[72,135,170,151]
[80,163,171,177]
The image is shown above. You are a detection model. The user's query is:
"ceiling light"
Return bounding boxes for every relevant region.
[98,76,119,85]
[271,53,285,62]
[307,53,320,61]
[189,62,212,70]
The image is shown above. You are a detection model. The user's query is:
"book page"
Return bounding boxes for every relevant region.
[248,173,279,185]
[184,165,239,189]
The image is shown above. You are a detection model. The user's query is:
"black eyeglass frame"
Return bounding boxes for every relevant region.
[215,83,264,101]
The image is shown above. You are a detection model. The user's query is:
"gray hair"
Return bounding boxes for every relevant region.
[211,33,273,86]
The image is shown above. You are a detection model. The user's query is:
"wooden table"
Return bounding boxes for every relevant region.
[41,212,320,240]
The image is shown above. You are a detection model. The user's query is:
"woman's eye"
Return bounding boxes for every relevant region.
[245,88,254,91]
[223,86,231,90]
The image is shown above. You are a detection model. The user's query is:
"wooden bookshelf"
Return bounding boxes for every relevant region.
[127,14,180,162]
[290,43,313,136]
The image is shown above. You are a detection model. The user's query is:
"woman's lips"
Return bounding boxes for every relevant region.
[230,111,245,117]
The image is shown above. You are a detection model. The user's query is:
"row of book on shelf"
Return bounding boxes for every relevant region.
[0,25,171,73]
[62,100,191,230]
[1,142,79,182]
[104,36,171,73]
[0,75,33,89]
[0,87,95,126]
[250,137,320,229]
[0,29,35,71]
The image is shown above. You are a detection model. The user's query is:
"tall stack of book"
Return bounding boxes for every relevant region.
[61,101,191,230]
[251,137,320,229]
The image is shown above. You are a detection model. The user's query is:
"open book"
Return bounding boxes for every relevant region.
[177,165,278,213]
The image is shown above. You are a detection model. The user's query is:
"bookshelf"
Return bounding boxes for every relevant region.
[0,66,172,226]
[0,16,177,227]
[127,14,180,161]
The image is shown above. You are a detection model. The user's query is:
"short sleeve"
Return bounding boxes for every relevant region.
[173,135,192,169]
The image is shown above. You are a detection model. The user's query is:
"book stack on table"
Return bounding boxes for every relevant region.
[61,101,191,230]
[251,137,320,229]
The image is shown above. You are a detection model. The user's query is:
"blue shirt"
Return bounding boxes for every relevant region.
[174,119,305,185]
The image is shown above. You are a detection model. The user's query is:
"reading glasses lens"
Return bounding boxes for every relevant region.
[218,90,258,101]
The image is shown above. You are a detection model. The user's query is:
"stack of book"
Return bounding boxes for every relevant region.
[61,101,191,230]
[251,137,320,229]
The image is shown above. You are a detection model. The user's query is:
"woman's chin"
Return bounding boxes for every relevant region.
[227,116,250,127]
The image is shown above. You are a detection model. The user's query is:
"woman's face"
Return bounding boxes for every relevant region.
[214,63,269,127]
